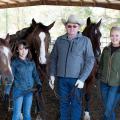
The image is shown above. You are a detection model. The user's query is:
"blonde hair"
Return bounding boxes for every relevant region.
[110,26,120,34]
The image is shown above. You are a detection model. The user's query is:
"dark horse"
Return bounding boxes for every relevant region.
[82,17,102,120]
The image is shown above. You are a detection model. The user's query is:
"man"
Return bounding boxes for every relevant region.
[49,14,95,120]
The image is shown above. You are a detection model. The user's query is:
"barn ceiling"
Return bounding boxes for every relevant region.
[0,0,120,10]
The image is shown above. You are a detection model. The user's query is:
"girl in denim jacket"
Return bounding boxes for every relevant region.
[11,40,42,120]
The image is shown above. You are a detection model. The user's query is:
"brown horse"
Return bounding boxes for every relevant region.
[82,17,102,120]
[25,20,55,81]
[25,21,55,120]
[0,34,13,85]
[0,34,13,120]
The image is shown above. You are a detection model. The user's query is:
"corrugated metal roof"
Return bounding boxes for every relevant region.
[0,0,119,10]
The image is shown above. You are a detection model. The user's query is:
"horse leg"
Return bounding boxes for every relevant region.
[83,77,94,120]
[84,93,91,120]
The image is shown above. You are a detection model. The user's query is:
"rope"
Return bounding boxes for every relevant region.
[53,85,83,101]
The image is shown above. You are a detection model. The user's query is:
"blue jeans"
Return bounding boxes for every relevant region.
[100,82,119,120]
[12,88,33,120]
[58,77,83,120]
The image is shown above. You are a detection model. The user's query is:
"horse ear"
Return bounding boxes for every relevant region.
[47,21,55,31]
[96,19,102,27]
[5,33,10,44]
[32,18,36,25]
[87,17,91,25]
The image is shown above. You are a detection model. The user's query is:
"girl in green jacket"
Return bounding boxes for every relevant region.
[98,26,120,120]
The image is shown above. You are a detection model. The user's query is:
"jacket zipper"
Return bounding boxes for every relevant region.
[70,41,74,52]
[106,57,111,83]
[64,42,70,77]
[106,54,114,83]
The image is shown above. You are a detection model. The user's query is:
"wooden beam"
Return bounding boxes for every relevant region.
[106,0,110,3]
[0,1,119,10]
[0,0,9,5]
[8,0,20,4]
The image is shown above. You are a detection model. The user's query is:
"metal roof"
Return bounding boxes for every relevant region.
[0,0,120,10]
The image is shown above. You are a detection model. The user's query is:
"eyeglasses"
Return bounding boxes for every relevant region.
[67,25,78,28]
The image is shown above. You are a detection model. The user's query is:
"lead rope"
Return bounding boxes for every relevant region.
[53,85,79,100]
[53,84,84,120]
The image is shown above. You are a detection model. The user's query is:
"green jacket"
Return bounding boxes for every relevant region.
[98,45,120,86]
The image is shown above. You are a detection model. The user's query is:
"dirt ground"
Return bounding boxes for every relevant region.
[34,80,120,120]
[0,81,120,120]
[41,81,120,120]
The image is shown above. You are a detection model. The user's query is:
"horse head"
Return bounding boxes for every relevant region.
[82,17,102,60]
[0,34,13,83]
[27,21,55,65]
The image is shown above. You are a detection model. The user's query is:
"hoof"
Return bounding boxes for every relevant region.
[83,111,90,120]
[36,114,43,120]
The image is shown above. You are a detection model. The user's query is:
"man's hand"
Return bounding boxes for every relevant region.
[75,79,84,89]
[49,76,55,90]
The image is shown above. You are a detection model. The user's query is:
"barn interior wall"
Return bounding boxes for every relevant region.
[0,5,120,51]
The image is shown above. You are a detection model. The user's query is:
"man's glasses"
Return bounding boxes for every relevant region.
[67,25,78,28]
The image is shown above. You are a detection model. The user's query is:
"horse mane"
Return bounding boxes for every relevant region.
[16,25,35,40]
[16,22,50,40]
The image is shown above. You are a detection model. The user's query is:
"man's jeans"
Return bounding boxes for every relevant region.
[58,77,83,120]
[12,88,33,120]
[100,82,119,120]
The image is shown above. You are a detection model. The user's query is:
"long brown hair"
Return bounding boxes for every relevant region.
[12,40,32,59]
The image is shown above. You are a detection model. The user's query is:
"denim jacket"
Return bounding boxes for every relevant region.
[11,57,42,91]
